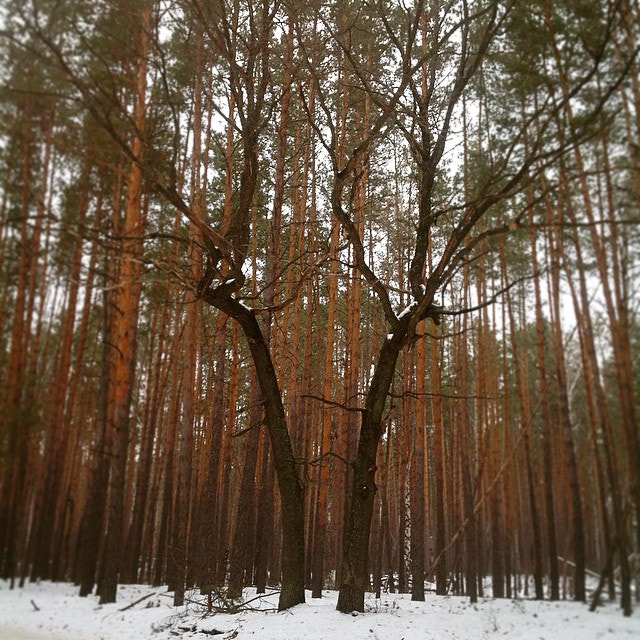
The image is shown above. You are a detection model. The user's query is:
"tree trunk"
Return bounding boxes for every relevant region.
[311,222,340,597]
[529,212,559,601]
[202,289,305,611]
[99,3,149,602]
[410,321,427,601]
[336,331,408,613]
[544,182,586,601]
[432,332,448,596]
[227,373,262,599]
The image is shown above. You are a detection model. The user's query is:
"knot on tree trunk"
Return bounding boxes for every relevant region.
[359,484,376,496]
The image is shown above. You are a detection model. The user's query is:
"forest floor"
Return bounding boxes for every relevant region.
[0,579,639,640]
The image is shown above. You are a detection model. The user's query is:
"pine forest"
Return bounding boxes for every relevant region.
[0,0,639,620]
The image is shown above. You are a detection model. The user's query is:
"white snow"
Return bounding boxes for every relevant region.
[397,301,418,319]
[0,580,638,640]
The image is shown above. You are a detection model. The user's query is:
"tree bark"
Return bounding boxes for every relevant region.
[99,3,149,603]
[336,330,408,613]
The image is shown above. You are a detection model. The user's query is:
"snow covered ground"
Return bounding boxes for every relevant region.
[0,580,638,640]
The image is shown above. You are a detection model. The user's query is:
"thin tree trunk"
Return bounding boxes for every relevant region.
[99,4,149,602]
[559,161,633,615]
[173,21,206,604]
[504,269,544,600]
[431,331,448,597]
[410,321,427,602]
[529,208,559,601]
[543,178,586,601]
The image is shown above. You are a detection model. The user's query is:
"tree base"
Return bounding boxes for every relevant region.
[336,583,364,613]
